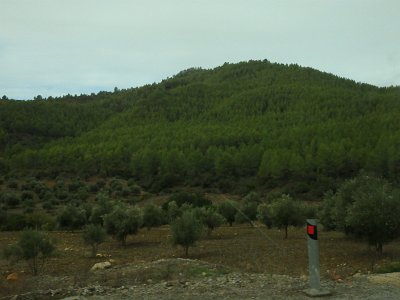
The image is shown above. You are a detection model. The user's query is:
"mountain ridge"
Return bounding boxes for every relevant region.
[1,60,399,197]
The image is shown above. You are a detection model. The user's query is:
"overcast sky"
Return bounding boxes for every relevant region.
[1,0,399,100]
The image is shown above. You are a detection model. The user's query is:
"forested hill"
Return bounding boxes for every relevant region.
[1,60,399,197]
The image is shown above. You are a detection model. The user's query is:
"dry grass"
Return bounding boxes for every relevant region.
[1,225,400,297]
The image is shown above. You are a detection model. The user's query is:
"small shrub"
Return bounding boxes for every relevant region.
[96,180,106,189]
[42,201,54,211]
[7,180,18,189]
[166,201,181,223]
[164,192,211,210]
[23,199,35,213]
[2,192,20,208]
[2,214,27,231]
[77,187,89,201]
[127,178,136,186]
[40,190,53,201]
[33,182,47,195]
[121,188,130,197]
[68,180,83,193]
[109,178,123,191]
[55,189,69,201]
[88,184,99,193]
[21,190,34,201]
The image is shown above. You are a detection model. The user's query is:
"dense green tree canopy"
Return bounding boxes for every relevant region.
[320,174,400,253]
[1,60,399,196]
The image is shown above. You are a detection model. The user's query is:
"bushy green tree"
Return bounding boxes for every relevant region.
[257,203,272,228]
[165,192,211,208]
[103,205,142,245]
[235,192,261,226]
[269,194,304,238]
[3,230,55,275]
[325,174,400,253]
[170,210,204,257]
[196,206,225,236]
[21,191,35,202]
[319,190,337,230]
[142,204,164,230]
[25,212,56,230]
[1,192,20,208]
[82,224,106,257]
[1,213,27,231]
[57,205,87,231]
[166,200,181,223]
[88,192,113,226]
[218,200,238,226]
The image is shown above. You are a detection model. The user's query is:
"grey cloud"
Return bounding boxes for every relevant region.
[1,0,399,99]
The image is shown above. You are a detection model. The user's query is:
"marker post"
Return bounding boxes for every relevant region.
[304,219,331,297]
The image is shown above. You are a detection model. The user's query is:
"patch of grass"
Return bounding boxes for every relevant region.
[375,261,400,274]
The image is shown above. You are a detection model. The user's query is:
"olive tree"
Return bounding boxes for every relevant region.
[170,210,204,257]
[235,200,258,226]
[340,175,400,253]
[269,194,304,239]
[103,205,142,246]
[257,203,272,228]
[57,205,87,231]
[319,174,400,253]
[142,204,164,230]
[82,224,106,257]
[217,200,238,226]
[196,207,225,236]
[3,230,56,275]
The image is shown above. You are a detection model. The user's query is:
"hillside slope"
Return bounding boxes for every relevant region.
[1,60,399,196]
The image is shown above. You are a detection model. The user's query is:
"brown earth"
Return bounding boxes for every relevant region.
[1,225,400,299]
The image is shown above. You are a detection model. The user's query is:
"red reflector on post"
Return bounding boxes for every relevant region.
[306,222,318,240]
[307,225,315,235]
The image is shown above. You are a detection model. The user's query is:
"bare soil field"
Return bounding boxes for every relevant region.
[1,225,400,299]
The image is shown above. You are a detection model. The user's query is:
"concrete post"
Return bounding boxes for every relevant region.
[304,219,331,297]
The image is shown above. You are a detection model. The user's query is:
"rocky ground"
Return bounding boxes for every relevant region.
[3,259,400,300]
